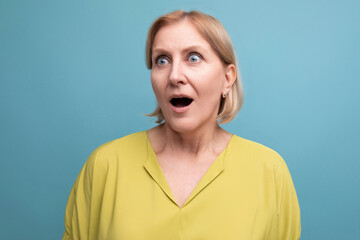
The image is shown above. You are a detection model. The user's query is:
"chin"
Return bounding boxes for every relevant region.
[164,117,200,134]
[164,115,216,134]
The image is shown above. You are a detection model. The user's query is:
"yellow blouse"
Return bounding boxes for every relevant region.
[63,131,301,240]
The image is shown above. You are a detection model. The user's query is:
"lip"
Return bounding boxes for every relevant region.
[170,101,192,113]
[169,94,193,100]
[168,94,193,113]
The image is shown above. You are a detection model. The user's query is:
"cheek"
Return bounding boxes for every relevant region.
[197,69,224,96]
[150,72,160,93]
[151,72,167,101]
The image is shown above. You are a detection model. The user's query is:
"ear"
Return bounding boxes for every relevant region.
[223,64,236,93]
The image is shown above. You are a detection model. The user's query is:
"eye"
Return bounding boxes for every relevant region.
[188,53,202,63]
[155,56,169,66]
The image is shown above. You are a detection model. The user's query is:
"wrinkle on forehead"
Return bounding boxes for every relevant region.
[152,19,212,55]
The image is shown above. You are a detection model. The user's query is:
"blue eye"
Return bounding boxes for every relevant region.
[156,56,169,66]
[188,54,201,63]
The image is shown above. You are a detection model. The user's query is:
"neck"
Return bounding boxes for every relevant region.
[153,121,230,157]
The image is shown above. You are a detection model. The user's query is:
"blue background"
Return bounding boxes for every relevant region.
[1,0,359,239]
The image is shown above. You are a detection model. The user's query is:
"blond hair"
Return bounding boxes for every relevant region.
[146,10,243,124]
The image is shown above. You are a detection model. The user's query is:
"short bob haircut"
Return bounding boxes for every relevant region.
[146,10,244,124]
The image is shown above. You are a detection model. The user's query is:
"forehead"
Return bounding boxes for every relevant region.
[152,19,211,51]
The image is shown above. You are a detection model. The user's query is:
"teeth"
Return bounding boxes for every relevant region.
[170,97,193,107]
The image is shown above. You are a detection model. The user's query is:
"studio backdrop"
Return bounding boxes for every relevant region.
[0,0,359,239]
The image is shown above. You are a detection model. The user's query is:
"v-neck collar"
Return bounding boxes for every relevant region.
[143,131,232,209]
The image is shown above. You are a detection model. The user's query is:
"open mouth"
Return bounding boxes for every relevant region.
[170,97,193,108]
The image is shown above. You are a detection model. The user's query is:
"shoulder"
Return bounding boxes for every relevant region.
[93,131,147,155]
[85,131,148,172]
[229,135,287,170]
[228,136,297,199]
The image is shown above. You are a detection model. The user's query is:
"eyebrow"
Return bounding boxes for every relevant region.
[152,45,210,57]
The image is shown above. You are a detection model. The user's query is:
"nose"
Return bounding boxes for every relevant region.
[169,59,187,85]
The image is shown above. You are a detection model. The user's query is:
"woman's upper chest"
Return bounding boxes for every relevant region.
[156,151,219,207]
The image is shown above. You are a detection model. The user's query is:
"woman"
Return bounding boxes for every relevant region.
[63,10,301,240]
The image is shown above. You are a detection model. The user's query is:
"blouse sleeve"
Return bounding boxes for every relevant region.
[63,150,108,240]
[274,156,301,240]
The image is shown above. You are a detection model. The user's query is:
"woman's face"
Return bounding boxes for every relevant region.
[151,19,235,133]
